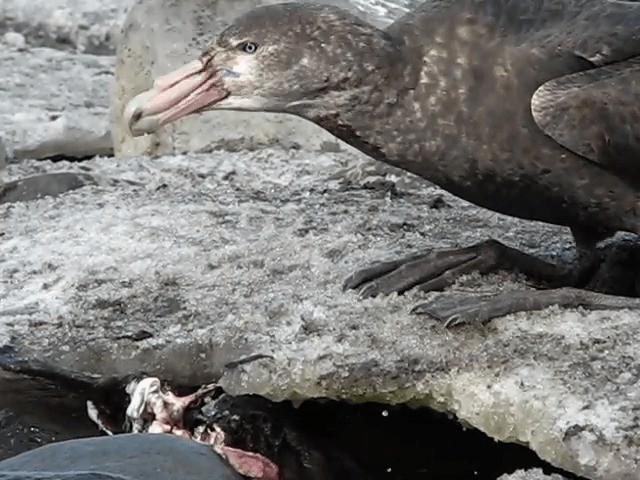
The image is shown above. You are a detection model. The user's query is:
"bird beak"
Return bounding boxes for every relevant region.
[125,57,229,137]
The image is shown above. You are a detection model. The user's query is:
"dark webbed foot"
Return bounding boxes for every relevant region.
[413,287,640,327]
[344,239,566,297]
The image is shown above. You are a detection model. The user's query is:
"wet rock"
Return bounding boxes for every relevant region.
[0,368,109,462]
[110,0,421,158]
[0,410,60,461]
[0,173,97,204]
[0,434,243,480]
[0,0,130,54]
[0,47,113,161]
[1,153,638,479]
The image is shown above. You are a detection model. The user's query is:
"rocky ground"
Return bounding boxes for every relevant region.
[1,1,639,480]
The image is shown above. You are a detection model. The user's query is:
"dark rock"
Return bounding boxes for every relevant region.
[0,173,96,204]
[0,434,243,480]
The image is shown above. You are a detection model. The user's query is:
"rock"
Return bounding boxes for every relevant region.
[2,31,26,50]
[0,173,97,204]
[0,473,134,480]
[1,152,639,479]
[0,47,113,161]
[0,363,574,479]
[0,138,6,170]
[0,0,130,54]
[11,115,113,161]
[0,369,107,462]
[0,407,92,463]
[0,410,59,461]
[499,469,569,480]
[0,434,243,480]
[110,0,422,158]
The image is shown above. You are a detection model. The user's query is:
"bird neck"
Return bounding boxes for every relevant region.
[286,57,412,163]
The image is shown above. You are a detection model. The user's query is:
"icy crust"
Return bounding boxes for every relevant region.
[1,151,639,479]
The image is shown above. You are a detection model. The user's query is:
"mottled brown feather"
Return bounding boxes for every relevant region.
[532,57,640,186]
[200,0,640,235]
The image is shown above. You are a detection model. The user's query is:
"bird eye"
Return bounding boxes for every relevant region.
[240,42,258,54]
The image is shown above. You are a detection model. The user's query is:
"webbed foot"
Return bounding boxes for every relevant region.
[344,239,563,297]
[413,287,640,327]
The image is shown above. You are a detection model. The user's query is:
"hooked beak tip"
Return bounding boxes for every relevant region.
[125,89,161,137]
[123,57,229,137]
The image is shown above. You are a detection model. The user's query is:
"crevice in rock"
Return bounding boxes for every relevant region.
[200,395,586,480]
[0,372,585,480]
[38,153,114,163]
[304,398,584,479]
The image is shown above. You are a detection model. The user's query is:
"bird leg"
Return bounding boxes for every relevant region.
[343,239,574,297]
[412,287,640,327]
[344,235,640,325]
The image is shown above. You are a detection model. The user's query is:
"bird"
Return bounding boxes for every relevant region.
[125,0,640,325]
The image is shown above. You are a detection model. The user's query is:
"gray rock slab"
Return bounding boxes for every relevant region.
[0,152,638,479]
[0,47,113,161]
[0,0,130,54]
[0,434,242,480]
[111,0,422,158]
[0,138,6,171]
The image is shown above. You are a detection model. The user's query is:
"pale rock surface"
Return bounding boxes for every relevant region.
[2,32,26,50]
[0,0,130,54]
[500,469,568,480]
[0,47,113,162]
[1,153,638,479]
[111,0,421,158]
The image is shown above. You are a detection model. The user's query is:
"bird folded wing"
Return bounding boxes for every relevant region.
[531,56,640,181]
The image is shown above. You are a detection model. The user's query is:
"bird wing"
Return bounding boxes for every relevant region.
[531,56,640,182]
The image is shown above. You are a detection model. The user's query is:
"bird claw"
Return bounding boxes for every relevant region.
[412,293,503,327]
[344,245,495,298]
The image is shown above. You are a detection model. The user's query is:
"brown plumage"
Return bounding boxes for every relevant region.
[125,0,640,324]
